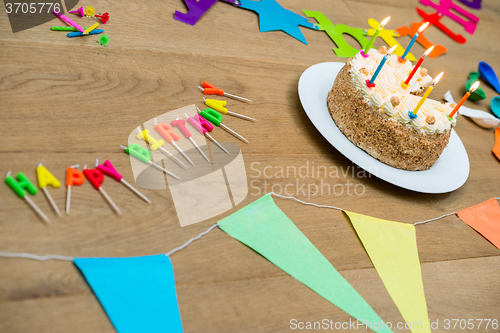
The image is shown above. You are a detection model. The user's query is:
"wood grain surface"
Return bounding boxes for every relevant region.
[1,0,499,332]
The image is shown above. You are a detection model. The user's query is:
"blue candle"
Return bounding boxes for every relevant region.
[369,45,397,85]
[401,22,429,60]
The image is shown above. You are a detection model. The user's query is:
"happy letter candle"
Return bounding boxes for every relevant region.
[410,72,444,119]
[362,16,390,57]
[448,81,480,119]
[367,45,397,86]
[403,45,434,87]
[401,22,429,60]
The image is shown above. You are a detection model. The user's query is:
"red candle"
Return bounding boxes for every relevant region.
[448,81,480,118]
[403,46,434,86]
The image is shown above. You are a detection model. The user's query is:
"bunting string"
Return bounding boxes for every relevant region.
[0,194,498,261]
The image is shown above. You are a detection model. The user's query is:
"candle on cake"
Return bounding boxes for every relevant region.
[366,45,397,87]
[362,17,390,57]
[399,22,429,61]
[409,72,444,119]
[448,81,480,120]
[403,46,434,88]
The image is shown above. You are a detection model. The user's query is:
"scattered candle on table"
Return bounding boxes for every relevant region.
[198,108,249,144]
[187,110,231,155]
[122,144,181,180]
[154,119,194,166]
[137,127,188,169]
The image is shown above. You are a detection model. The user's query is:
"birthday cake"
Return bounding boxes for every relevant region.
[327,47,457,171]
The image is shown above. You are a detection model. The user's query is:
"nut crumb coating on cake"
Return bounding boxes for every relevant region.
[327,62,451,171]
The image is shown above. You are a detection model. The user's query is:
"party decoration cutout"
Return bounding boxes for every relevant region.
[492,128,500,162]
[457,0,482,9]
[218,194,393,332]
[174,0,218,26]
[345,212,431,333]
[303,10,368,57]
[238,0,318,45]
[419,0,479,34]
[465,72,486,101]
[74,255,183,333]
[457,198,500,250]
[396,22,447,58]
[366,18,417,62]
[416,8,466,44]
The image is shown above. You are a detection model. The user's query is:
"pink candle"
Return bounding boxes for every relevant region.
[52,11,84,33]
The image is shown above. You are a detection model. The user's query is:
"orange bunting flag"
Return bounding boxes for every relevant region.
[457,198,500,250]
[493,127,500,161]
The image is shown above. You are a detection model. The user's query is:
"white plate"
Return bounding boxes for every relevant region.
[298,62,469,193]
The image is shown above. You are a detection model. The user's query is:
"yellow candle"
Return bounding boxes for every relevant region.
[410,72,443,118]
[83,23,99,35]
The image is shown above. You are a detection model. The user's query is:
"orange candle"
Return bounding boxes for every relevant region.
[448,81,480,119]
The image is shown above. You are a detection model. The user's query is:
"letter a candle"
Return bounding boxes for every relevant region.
[448,81,480,120]
[403,46,434,87]
[362,16,390,57]
[37,163,62,216]
[409,72,444,119]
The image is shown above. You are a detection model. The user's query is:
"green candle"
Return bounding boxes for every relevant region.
[362,17,390,56]
[51,26,88,31]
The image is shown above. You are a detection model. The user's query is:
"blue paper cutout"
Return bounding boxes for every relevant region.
[74,255,183,333]
[238,0,318,44]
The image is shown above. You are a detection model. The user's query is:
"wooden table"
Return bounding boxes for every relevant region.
[1,0,499,331]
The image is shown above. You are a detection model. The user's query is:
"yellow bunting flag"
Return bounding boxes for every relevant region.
[345,211,431,333]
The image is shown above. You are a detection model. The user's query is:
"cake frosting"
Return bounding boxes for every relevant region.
[326,48,456,171]
[349,48,456,135]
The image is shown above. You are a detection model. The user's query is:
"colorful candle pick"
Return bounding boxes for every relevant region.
[83,166,121,215]
[204,98,257,122]
[367,45,397,87]
[36,164,61,216]
[198,81,252,103]
[400,22,429,60]
[66,165,85,214]
[84,6,96,17]
[95,12,110,24]
[52,11,85,33]
[96,159,151,204]
[448,81,480,120]
[5,171,50,224]
[409,72,444,119]
[198,108,249,144]
[121,144,181,180]
[136,128,188,169]
[154,119,194,166]
[403,46,434,87]
[68,6,84,17]
[362,16,390,57]
[188,110,230,155]
[83,23,99,35]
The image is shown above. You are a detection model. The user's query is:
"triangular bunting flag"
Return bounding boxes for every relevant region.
[457,198,500,250]
[74,255,183,333]
[345,211,430,333]
[218,194,393,333]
